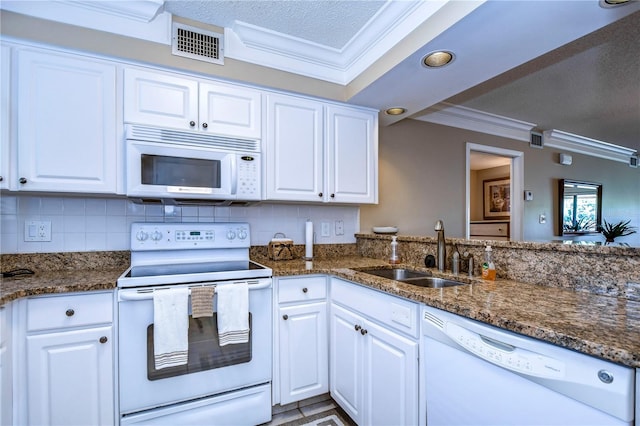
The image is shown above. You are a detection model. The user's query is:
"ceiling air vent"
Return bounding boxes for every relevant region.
[530,130,544,149]
[172,23,224,65]
[630,155,638,168]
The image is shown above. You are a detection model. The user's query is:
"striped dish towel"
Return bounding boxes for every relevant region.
[191,286,214,318]
[216,282,249,346]
[153,287,189,369]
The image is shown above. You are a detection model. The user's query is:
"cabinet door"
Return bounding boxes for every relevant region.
[326,105,378,204]
[17,50,117,193]
[199,82,261,139]
[329,304,363,424]
[279,302,328,405]
[363,319,419,426]
[26,326,114,426]
[1,44,10,190]
[124,67,199,130]
[265,94,324,202]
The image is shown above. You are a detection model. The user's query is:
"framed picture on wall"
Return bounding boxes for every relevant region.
[483,177,511,220]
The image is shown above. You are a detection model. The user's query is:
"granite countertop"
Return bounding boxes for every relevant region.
[257,255,640,369]
[2,255,638,368]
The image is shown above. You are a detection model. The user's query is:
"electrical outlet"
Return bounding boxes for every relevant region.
[335,220,344,236]
[24,220,52,242]
[539,214,547,224]
[321,222,330,237]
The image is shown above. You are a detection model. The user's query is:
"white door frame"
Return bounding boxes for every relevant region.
[465,143,524,241]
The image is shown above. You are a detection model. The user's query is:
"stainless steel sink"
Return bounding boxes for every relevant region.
[358,268,467,288]
[359,268,430,281]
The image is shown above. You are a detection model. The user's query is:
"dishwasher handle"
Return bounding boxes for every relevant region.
[480,334,515,352]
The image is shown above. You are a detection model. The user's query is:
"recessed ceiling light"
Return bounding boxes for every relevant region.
[422,50,454,68]
[385,107,406,116]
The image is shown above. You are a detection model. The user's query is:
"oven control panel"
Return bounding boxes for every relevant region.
[131,222,251,250]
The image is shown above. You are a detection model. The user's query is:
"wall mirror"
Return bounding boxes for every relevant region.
[558,179,602,236]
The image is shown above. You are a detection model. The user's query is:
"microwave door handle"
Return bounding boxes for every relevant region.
[230,155,238,195]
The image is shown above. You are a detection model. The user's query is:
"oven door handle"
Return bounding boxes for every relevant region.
[118,280,271,301]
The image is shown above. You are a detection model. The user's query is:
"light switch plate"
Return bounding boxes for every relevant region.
[321,222,330,237]
[24,220,52,241]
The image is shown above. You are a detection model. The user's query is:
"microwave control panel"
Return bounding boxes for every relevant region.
[237,154,261,200]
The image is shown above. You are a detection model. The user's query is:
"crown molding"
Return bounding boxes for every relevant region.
[415,103,637,164]
[224,1,449,85]
[0,0,171,44]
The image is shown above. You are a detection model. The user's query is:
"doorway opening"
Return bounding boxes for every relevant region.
[465,143,524,241]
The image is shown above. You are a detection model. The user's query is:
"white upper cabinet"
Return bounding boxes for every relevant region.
[124,68,198,131]
[265,94,378,204]
[1,44,11,190]
[326,105,378,204]
[265,94,324,202]
[16,49,118,193]
[124,67,262,139]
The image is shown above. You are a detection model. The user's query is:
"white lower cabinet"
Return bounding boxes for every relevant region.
[19,291,114,426]
[329,278,419,425]
[276,276,328,405]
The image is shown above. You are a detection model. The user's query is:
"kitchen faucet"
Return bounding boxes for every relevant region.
[435,220,446,272]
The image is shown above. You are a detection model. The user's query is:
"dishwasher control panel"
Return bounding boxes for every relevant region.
[446,322,565,379]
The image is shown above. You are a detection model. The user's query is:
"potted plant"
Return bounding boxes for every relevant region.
[601,219,637,244]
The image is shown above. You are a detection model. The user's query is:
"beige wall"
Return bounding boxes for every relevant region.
[361,119,640,246]
[0,10,346,102]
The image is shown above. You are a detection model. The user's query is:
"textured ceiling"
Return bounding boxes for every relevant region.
[163,0,385,49]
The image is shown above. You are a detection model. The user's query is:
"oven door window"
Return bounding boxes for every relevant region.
[141,154,221,189]
[147,314,252,380]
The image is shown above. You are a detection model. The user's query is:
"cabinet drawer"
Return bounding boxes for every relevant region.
[331,278,418,338]
[278,276,326,304]
[27,292,113,332]
[470,222,509,237]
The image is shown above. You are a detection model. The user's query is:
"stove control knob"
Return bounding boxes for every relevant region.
[151,231,163,241]
[238,229,248,240]
[136,231,149,241]
[226,230,237,240]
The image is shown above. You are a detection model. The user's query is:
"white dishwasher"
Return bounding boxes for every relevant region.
[421,306,635,426]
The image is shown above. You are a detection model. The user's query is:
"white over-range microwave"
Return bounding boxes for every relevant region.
[125,124,261,204]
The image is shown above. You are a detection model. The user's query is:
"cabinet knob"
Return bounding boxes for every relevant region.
[282,314,289,320]
[202,122,208,129]
[302,287,308,293]
[0,176,3,182]
[189,121,196,127]
[99,336,108,344]
[19,177,27,184]
[318,192,323,197]
[360,328,368,336]
[330,193,335,198]
[354,324,361,331]
[65,309,75,317]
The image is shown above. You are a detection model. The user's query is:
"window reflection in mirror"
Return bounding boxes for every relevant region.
[558,179,602,235]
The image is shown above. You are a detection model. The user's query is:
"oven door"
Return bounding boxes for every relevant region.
[117,279,272,415]
[126,139,237,199]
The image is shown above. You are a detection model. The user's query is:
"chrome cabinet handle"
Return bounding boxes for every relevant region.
[66,309,75,317]
[302,287,308,293]
[19,177,27,184]
[283,314,289,320]
[202,122,208,129]
[354,324,361,331]
[99,336,108,344]
[189,121,196,127]
[360,328,368,335]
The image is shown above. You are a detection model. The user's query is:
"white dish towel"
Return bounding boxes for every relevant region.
[153,287,189,369]
[216,282,249,346]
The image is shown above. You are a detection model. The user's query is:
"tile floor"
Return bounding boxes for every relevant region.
[263,394,339,425]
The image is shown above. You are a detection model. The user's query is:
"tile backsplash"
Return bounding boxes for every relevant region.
[0,194,359,254]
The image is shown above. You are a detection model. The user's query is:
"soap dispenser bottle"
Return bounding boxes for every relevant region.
[481,245,496,280]
[389,236,401,264]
